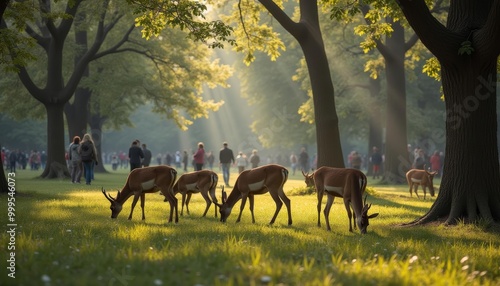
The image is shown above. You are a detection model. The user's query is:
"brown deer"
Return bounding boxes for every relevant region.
[303,167,378,234]
[171,170,219,217]
[214,164,292,225]
[405,169,437,199]
[102,166,178,223]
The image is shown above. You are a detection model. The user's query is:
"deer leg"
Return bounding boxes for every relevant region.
[422,186,427,200]
[140,193,146,220]
[163,190,178,223]
[249,194,256,223]
[208,187,218,218]
[278,187,292,225]
[128,194,141,220]
[344,200,354,232]
[185,193,192,215]
[408,183,413,197]
[200,191,212,217]
[323,195,334,231]
[316,188,324,228]
[268,189,283,225]
[237,194,248,223]
[414,184,420,199]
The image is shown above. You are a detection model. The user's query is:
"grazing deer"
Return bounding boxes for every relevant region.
[171,170,219,217]
[102,166,178,223]
[303,167,378,234]
[405,169,437,199]
[215,164,292,225]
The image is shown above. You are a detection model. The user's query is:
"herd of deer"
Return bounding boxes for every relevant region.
[101,164,437,234]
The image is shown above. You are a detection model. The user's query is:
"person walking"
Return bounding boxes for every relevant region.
[182,150,189,172]
[193,142,205,171]
[249,149,260,168]
[299,147,309,172]
[142,143,152,167]
[219,142,235,186]
[235,152,247,174]
[370,146,383,179]
[79,133,98,185]
[128,140,144,172]
[68,136,82,183]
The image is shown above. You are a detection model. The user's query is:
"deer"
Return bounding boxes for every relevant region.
[101,165,179,223]
[303,167,378,234]
[406,169,437,199]
[214,164,292,225]
[170,170,219,217]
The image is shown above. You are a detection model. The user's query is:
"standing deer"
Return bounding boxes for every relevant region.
[102,165,178,223]
[171,170,219,217]
[303,167,378,234]
[215,164,292,225]
[405,169,437,199]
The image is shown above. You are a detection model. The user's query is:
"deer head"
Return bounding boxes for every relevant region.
[426,171,437,196]
[358,195,379,234]
[216,186,231,222]
[302,170,314,187]
[102,188,123,219]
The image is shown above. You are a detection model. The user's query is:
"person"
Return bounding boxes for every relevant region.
[350,151,362,170]
[156,153,162,165]
[219,142,235,186]
[289,152,298,175]
[370,146,383,179]
[299,147,309,172]
[175,151,181,168]
[111,153,119,171]
[128,140,144,172]
[206,151,215,170]
[430,150,441,177]
[142,144,152,167]
[235,152,247,174]
[249,149,260,168]
[414,148,426,170]
[9,149,18,173]
[79,133,98,185]
[68,136,82,183]
[193,142,205,171]
[182,150,189,171]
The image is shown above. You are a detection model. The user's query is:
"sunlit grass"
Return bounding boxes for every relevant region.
[0,168,499,285]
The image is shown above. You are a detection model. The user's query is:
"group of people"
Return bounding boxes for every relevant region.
[1,149,47,172]
[67,133,99,185]
[410,145,443,176]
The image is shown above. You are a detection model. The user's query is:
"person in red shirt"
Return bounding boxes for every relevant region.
[430,150,441,177]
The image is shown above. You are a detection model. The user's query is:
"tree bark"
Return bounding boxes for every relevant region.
[379,21,410,184]
[0,144,8,193]
[40,103,71,179]
[258,0,345,168]
[89,112,107,173]
[366,77,383,176]
[398,0,500,225]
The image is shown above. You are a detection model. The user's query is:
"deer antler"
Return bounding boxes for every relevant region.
[102,188,114,202]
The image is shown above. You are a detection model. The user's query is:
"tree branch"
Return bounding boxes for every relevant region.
[404,33,419,52]
[396,0,460,63]
[476,0,500,60]
[257,0,301,37]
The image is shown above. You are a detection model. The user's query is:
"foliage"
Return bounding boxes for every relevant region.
[128,0,235,48]
[1,170,500,285]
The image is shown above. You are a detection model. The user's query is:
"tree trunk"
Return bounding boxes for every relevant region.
[40,103,70,179]
[381,22,409,184]
[397,0,500,225]
[89,112,107,173]
[367,77,383,176]
[0,144,8,193]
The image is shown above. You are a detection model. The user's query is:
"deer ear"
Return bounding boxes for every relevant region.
[368,213,379,219]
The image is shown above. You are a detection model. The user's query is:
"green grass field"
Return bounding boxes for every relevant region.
[1,166,500,286]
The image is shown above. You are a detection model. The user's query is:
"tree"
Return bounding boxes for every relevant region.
[396,0,500,225]
[223,0,345,168]
[2,0,233,178]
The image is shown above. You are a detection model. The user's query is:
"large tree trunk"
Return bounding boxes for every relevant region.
[41,103,70,179]
[89,112,107,173]
[398,0,500,225]
[258,0,345,168]
[380,22,409,184]
[367,77,383,176]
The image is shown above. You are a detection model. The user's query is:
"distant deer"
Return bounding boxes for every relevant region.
[215,164,292,225]
[171,170,219,217]
[102,166,178,223]
[303,167,378,233]
[406,169,437,199]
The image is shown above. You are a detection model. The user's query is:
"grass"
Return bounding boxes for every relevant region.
[1,166,500,286]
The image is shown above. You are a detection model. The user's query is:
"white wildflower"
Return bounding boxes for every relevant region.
[260,276,272,283]
[409,255,418,264]
[154,279,163,285]
[41,275,51,282]
[460,256,469,263]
